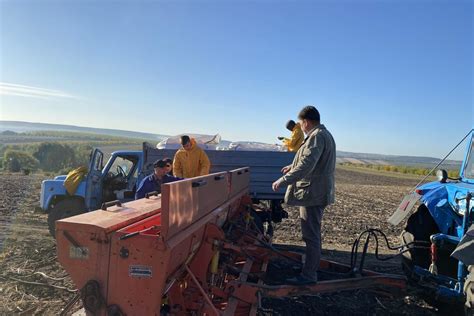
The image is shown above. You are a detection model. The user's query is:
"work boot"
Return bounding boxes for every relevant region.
[284,274,317,285]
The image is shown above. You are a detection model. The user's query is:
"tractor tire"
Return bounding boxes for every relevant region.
[48,198,85,238]
[465,266,474,316]
[401,204,439,273]
[401,204,463,312]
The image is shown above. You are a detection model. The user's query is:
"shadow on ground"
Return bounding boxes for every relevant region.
[261,246,439,316]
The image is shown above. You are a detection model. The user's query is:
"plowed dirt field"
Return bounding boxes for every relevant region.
[0,167,439,315]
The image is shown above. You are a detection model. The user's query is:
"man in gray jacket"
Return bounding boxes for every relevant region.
[272,105,336,284]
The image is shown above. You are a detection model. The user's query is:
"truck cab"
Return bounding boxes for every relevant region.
[85,149,143,209]
[40,149,144,236]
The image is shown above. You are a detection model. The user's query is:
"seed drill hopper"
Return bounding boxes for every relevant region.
[56,168,406,315]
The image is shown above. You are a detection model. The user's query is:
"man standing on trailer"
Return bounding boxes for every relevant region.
[272,105,336,284]
[278,119,304,152]
[173,135,211,178]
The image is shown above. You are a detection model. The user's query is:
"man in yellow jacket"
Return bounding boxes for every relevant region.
[278,120,304,152]
[173,135,211,178]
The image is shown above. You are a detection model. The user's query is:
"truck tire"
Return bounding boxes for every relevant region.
[48,198,85,238]
[465,266,474,316]
[401,204,439,274]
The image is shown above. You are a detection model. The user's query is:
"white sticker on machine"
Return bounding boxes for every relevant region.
[129,265,153,278]
[69,246,89,259]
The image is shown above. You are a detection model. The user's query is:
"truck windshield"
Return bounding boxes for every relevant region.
[110,157,135,177]
[464,138,474,179]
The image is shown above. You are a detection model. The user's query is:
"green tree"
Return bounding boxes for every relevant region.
[3,150,39,172]
[33,142,77,172]
[75,145,93,166]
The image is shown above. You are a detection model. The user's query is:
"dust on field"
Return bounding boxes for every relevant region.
[0,168,438,315]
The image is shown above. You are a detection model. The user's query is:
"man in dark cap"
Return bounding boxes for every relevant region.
[135,159,182,199]
[272,105,336,284]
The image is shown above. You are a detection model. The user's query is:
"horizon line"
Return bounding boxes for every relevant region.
[0,119,465,162]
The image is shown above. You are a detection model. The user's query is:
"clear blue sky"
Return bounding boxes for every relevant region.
[0,0,472,159]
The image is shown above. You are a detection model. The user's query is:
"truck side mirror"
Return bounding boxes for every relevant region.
[436,169,448,183]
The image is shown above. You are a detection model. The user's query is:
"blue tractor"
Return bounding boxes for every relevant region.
[392,128,474,312]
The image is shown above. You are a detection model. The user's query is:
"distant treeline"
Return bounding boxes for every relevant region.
[0,130,156,174]
[1,130,155,144]
[340,162,460,178]
[1,142,93,174]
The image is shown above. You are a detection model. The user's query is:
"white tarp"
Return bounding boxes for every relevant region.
[227,142,285,152]
[156,134,286,151]
[156,134,221,150]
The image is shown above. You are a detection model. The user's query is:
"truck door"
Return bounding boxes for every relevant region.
[85,148,104,210]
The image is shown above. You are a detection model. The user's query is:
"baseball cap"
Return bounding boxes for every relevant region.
[153,159,167,168]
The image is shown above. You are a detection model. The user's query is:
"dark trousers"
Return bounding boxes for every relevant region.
[299,205,325,281]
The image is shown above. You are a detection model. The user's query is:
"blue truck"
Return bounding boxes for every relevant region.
[391,128,474,313]
[39,142,294,237]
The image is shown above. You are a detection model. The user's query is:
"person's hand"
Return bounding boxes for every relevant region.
[272,180,281,192]
[277,136,284,141]
[281,166,291,174]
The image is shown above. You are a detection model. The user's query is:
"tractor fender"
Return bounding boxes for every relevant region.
[419,184,464,235]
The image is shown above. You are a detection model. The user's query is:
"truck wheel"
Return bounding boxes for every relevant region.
[48,198,85,238]
[400,204,439,274]
[465,266,474,316]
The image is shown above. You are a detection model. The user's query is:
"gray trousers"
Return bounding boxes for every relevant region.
[300,205,325,281]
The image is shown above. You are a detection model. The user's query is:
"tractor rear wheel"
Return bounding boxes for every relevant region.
[401,204,439,274]
[401,204,462,312]
[465,266,474,316]
[48,198,85,238]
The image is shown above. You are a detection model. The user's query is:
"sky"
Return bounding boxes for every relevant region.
[0,0,472,159]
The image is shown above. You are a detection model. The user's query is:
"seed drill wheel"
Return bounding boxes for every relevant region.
[47,198,85,238]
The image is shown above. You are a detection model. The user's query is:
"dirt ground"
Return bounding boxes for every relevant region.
[0,167,441,315]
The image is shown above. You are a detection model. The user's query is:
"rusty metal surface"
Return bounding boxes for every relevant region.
[55,195,163,307]
[160,172,229,241]
[100,183,229,313]
[106,213,195,315]
[56,195,162,234]
[229,168,250,199]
